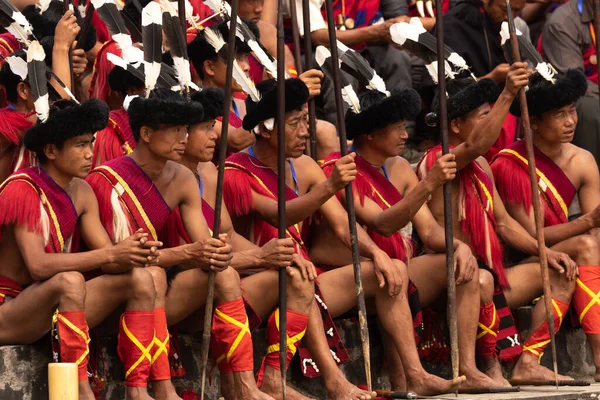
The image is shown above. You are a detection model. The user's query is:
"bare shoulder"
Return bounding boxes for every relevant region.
[68,178,98,213]
[197,162,218,185]
[567,143,595,167]
[293,154,325,184]
[168,160,195,182]
[475,156,493,178]
[257,20,277,34]
[388,156,413,173]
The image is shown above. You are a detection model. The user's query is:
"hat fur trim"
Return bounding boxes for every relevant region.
[431,78,499,123]
[191,88,224,122]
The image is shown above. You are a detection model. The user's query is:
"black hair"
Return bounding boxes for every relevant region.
[128,88,205,142]
[0,50,27,103]
[190,87,225,122]
[187,19,257,80]
[107,65,145,94]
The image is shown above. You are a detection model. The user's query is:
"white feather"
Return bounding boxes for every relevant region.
[37,0,50,13]
[34,94,49,123]
[204,26,226,53]
[142,1,163,26]
[106,52,128,69]
[246,39,277,78]
[342,84,361,114]
[536,62,557,83]
[424,60,455,83]
[315,45,329,68]
[389,21,426,46]
[232,59,261,102]
[367,73,389,96]
[6,55,27,80]
[500,21,522,45]
[111,188,130,243]
[447,52,469,71]
[173,57,192,87]
[203,0,227,14]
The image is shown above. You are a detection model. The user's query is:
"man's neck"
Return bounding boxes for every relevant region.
[251,140,279,168]
[42,163,73,190]
[129,146,168,181]
[179,154,200,175]
[533,134,564,159]
[353,141,388,168]
[10,101,31,114]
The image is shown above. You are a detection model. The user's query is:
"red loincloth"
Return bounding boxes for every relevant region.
[0,275,22,306]
[92,108,135,168]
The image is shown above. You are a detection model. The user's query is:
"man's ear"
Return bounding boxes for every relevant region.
[16,82,30,102]
[43,144,58,161]
[449,118,461,135]
[139,126,152,143]
[530,116,538,131]
[204,59,216,78]
[257,123,271,139]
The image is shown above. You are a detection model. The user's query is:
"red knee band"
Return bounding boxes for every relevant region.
[210,298,254,374]
[476,302,499,359]
[118,311,154,387]
[522,298,569,361]
[574,266,600,334]
[150,308,171,381]
[257,308,308,386]
[55,310,90,382]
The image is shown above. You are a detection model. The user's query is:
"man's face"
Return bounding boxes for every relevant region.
[370,120,409,158]
[533,104,578,144]
[210,53,250,92]
[450,103,491,142]
[144,124,189,161]
[186,120,218,162]
[238,0,264,23]
[262,107,309,158]
[483,0,526,26]
[47,134,94,179]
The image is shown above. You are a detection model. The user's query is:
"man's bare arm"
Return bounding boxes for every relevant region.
[451,63,528,171]
[252,155,355,227]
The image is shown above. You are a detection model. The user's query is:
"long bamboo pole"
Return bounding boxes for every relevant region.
[301,0,318,160]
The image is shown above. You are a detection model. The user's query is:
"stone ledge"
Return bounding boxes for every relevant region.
[0,309,597,399]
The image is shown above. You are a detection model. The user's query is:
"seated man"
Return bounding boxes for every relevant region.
[492,70,600,380]
[86,89,273,400]
[224,78,465,398]
[419,66,579,382]
[0,99,161,400]
[166,87,315,399]
[92,64,144,168]
[319,87,503,390]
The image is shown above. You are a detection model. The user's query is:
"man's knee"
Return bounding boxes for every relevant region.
[393,259,409,284]
[573,235,600,265]
[52,271,86,304]
[130,267,157,303]
[287,269,315,305]
[146,266,168,298]
[214,267,242,300]
[479,269,495,304]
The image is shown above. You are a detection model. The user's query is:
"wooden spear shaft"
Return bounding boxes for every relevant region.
[434,0,459,383]
[277,0,288,397]
[64,0,74,90]
[506,0,559,387]
[177,0,186,34]
[288,0,303,71]
[301,0,318,160]
[198,1,240,398]
[77,0,94,50]
[323,0,372,390]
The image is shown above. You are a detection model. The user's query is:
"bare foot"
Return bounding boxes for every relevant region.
[479,357,511,387]
[459,369,501,391]
[260,367,314,400]
[126,387,155,400]
[407,372,465,396]
[325,375,376,400]
[234,370,275,400]
[79,381,96,400]
[153,380,182,400]
[511,354,572,382]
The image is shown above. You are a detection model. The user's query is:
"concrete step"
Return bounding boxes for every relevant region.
[0,310,597,399]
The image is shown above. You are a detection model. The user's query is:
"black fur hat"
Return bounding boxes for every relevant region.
[108,65,145,93]
[242,78,309,131]
[23,1,97,52]
[188,20,256,79]
[509,69,587,117]
[24,99,109,153]
[429,78,499,124]
[345,89,421,140]
[128,88,205,142]
[191,88,224,122]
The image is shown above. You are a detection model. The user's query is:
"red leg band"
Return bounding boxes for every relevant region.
[150,307,171,381]
[522,298,569,362]
[210,298,254,374]
[476,302,499,359]
[574,266,600,334]
[55,310,90,382]
[117,310,154,387]
[257,308,309,386]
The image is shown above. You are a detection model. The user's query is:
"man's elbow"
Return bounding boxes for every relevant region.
[310,30,329,47]
[27,264,49,281]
